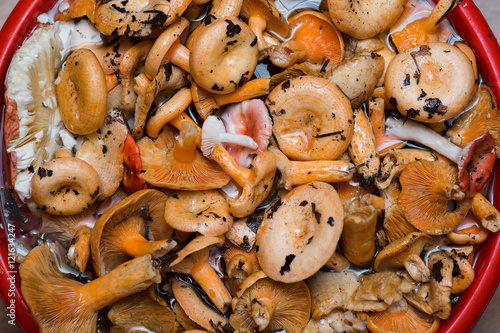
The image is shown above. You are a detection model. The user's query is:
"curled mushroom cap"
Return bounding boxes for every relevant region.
[399,160,471,235]
[172,278,229,332]
[447,212,489,245]
[266,76,353,161]
[230,277,311,333]
[20,243,160,333]
[374,232,435,282]
[190,16,259,94]
[94,0,191,37]
[56,48,107,135]
[269,10,344,68]
[31,157,101,215]
[367,299,440,333]
[328,0,406,39]
[385,43,476,123]
[91,189,176,276]
[164,189,233,236]
[256,182,344,283]
[138,123,231,190]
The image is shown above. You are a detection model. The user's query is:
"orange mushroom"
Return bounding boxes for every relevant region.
[138,122,231,190]
[90,189,176,276]
[269,10,344,68]
[398,160,471,234]
[367,299,440,333]
[447,212,489,245]
[368,97,405,156]
[391,0,459,52]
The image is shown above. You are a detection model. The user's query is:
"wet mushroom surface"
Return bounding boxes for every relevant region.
[3,0,500,332]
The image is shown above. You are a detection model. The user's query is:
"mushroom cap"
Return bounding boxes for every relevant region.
[367,299,440,333]
[447,212,489,245]
[374,232,435,272]
[164,190,233,236]
[328,0,406,39]
[230,277,311,333]
[399,160,471,234]
[385,43,476,123]
[169,235,225,267]
[190,16,259,94]
[256,181,344,283]
[172,278,229,332]
[75,108,128,200]
[107,287,176,332]
[270,10,343,66]
[91,189,174,276]
[266,76,353,161]
[138,124,231,189]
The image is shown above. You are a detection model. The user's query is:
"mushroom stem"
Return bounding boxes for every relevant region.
[248,16,268,51]
[162,39,191,73]
[67,226,92,273]
[121,234,176,258]
[173,121,199,163]
[385,117,461,162]
[82,254,160,312]
[251,297,275,331]
[211,145,252,187]
[216,78,271,106]
[219,133,258,150]
[435,182,465,200]
[403,253,431,283]
[368,97,405,155]
[425,0,459,32]
[269,40,309,68]
[471,193,500,232]
[190,260,232,313]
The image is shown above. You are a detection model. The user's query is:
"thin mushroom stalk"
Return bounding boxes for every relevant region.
[386,116,496,196]
[202,116,258,154]
[252,298,275,331]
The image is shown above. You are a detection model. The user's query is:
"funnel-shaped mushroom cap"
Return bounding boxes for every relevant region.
[91,189,175,276]
[399,160,471,235]
[374,232,435,282]
[367,299,440,333]
[20,243,160,333]
[138,123,230,189]
[385,43,476,123]
[164,190,233,236]
[447,84,500,159]
[172,278,229,332]
[108,287,175,332]
[230,277,311,333]
[256,182,344,283]
[266,76,353,161]
[269,10,344,67]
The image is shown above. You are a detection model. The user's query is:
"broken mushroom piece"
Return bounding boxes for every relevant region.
[391,0,459,52]
[427,251,454,319]
[266,76,353,161]
[75,108,128,200]
[164,189,233,236]
[447,212,489,245]
[385,43,476,123]
[256,182,344,283]
[20,243,160,332]
[190,17,259,94]
[90,189,176,276]
[328,0,406,39]
[386,117,496,197]
[449,252,475,294]
[374,232,435,282]
[341,197,378,268]
[398,160,471,235]
[172,278,229,332]
[269,10,344,68]
[168,235,231,313]
[56,48,107,135]
[230,277,311,333]
[225,218,257,252]
[138,122,231,190]
[269,145,354,190]
[31,157,101,215]
[471,192,500,232]
[107,287,176,332]
[366,299,440,333]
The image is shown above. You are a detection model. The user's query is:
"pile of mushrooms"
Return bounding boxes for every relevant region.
[4,0,500,332]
